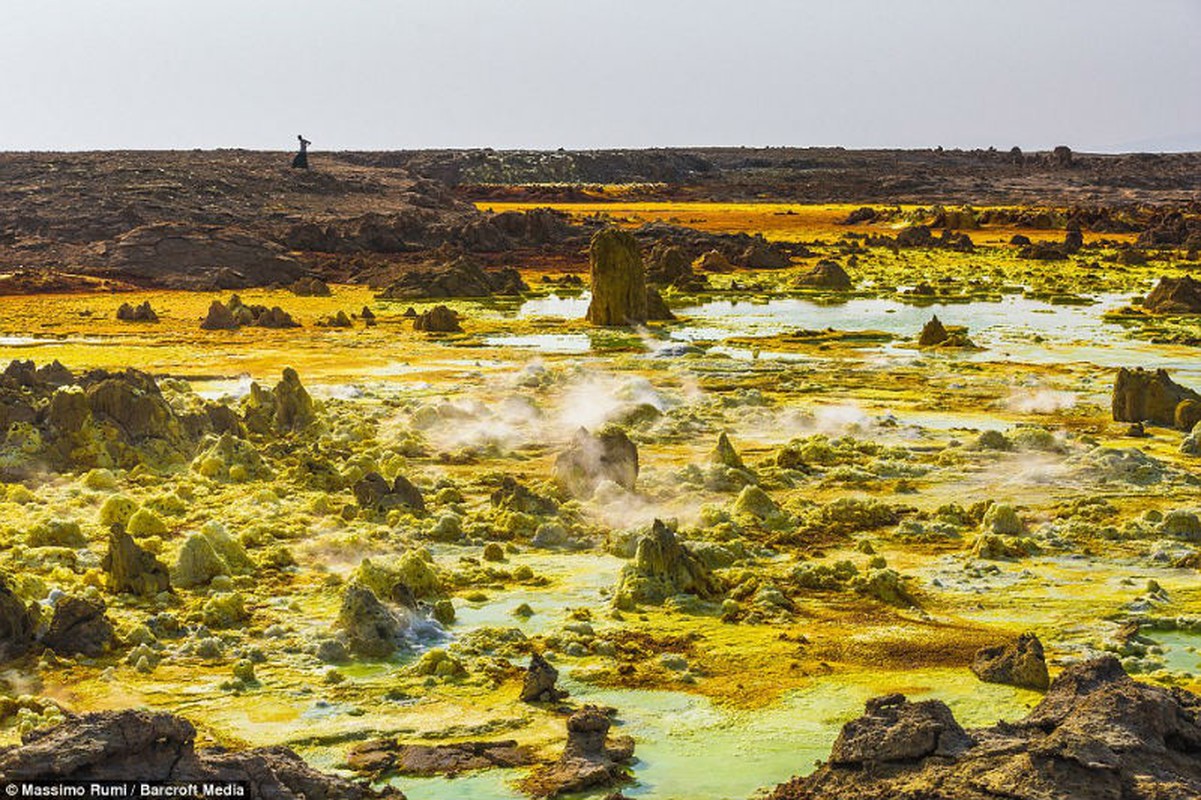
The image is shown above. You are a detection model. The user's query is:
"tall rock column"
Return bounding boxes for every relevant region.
[585,228,648,326]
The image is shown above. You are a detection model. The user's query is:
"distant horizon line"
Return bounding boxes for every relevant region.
[2,144,1200,156]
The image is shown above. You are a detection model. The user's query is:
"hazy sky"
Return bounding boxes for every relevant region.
[3,1,1199,152]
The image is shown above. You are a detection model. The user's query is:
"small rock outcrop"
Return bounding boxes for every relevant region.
[828,693,973,766]
[115,300,159,322]
[1112,367,1201,429]
[917,315,949,346]
[41,596,114,657]
[710,431,747,471]
[413,304,462,332]
[796,260,852,289]
[105,223,305,290]
[740,239,790,269]
[1143,275,1201,314]
[585,228,648,326]
[102,526,171,596]
[200,294,299,330]
[354,471,426,514]
[695,249,734,272]
[289,276,332,296]
[347,738,536,778]
[645,242,703,289]
[242,367,317,434]
[521,706,635,798]
[645,287,676,321]
[766,656,1201,800]
[336,583,408,659]
[376,253,527,300]
[0,709,399,799]
[520,652,567,703]
[0,577,37,662]
[613,519,721,608]
[970,632,1049,690]
[553,426,639,497]
[917,315,975,348]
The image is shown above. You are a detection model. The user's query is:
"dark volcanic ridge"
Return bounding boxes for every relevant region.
[0,147,1198,290]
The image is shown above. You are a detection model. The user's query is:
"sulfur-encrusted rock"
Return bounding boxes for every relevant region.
[970,632,1049,690]
[102,526,171,596]
[242,367,316,434]
[173,534,230,589]
[613,519,721,609]
[917,315,949,346]
[553,426,639,498]
[710,431,747,471]
[1112,367,1201,429]
[585,228,648,326]
[336,583,408,659]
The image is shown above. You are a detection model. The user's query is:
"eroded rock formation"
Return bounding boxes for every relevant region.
[102,525,172,596]
[1112,367,1201,429]
[614,519,721,608]
[767,657,1201,800]
[970,632,1049,690]
[586,228,648,326]
[520,706,635,798]
[1144,275,1201,314]
[0,710,399,799]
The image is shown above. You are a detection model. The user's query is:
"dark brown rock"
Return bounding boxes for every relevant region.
[289,276,332,296]
[116,300,158,322]
[740,238,790,269]
[106,223,304,290]
[766,657,1201,800]
[376,253,527,300]
[828,693,973,766]
[917,315,949,346]
[0,709,400,799]
[1112,367,1201,429]
[0,577,37,662]
[796,260,852,289]
[521,706,635,798]
[520,652,567,703]
[413,304,462,332]
[200,299,238,330]
[695,249,734,272]
[586,228,648,326]
[1144,275,1201,314]
[42,596,114,658]
[354,472,426,514]
[346,738,536,777]
[970,632,1049,690]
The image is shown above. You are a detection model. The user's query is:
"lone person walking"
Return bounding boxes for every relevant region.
[292,135,311,169]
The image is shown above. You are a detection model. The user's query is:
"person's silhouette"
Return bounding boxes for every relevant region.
[292,135,311,169]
